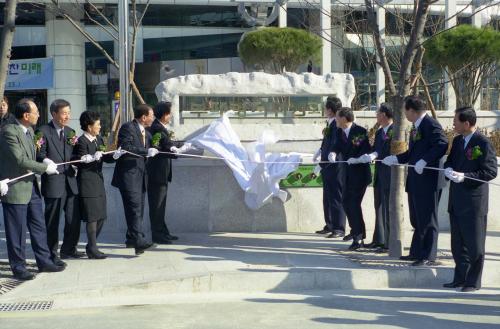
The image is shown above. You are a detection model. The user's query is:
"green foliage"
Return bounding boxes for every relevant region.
[425,25,500,107]
[238,27,322,73]
[425,24,500,71]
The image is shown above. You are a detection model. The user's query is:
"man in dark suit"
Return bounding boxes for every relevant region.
[383,96,448,266]
[329,107,372,250]
[313,97,347,238]
[0,99,65,280]
[358,104,394,252]
[36,99,83,265]
[146,101,188,244]
[443,107,497,292]
[112,104,159,255]
[0,96,16,130]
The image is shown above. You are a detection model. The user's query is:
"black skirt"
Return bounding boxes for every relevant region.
[80,195,107,222]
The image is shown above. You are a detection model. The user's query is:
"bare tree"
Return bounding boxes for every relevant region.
[42,1,150,105]
[0,0,18,103]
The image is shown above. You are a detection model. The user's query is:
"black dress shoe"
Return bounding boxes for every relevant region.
[342,234,353,241]
[39,264,65,273]
[348,241,364,251]
[166,234,178,241]
[135,243,156,255]
[399,255,417,261]
[125,243,134,248]
[412,259,440,267]
[461,286,478,292]
[315,228,331,234]
[52,257,67,267]
[365,242,383,249]
[443,282,464,288]
[375,247,389,254]
[86,247,107,260]
[13,270,35,281]
[60,250,85,259]
[152,238,173,245]
[326,232,345,238]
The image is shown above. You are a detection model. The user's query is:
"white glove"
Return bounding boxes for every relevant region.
[328,152,336,163]
[147,148,159,157]
[414,159,427,175]
[347,157,360,165]
[360,152,378,164]
[450,171,465,183]
[444,167,454,180]
[382,155,398,166]
[81,154,95,164]
[313,164,321,175]
[0,179,9,196]
[72,165,78,177]
[45,162,59,175]
[170,146,181,154]
[94,151,103,161]
[178,142,193,153]
[43,158,55,166]
[113,147,124,160]
[313,149,321,163]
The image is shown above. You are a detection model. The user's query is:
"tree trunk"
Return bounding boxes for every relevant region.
[388,94,408,257]
[0,0,17,102]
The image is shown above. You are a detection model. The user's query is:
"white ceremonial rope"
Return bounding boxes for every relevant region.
[373,160,500,187]
[6,151,115,184]
[104,150,500,187]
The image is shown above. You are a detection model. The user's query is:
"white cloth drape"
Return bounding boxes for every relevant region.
[188,114,301,210]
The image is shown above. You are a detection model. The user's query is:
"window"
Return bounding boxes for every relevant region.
[143,33,243,62]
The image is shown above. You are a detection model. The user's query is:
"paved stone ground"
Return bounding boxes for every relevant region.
[0,230,499,308]
[1,289,499,329]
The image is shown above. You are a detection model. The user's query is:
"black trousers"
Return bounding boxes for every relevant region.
[372,185,390,246]
[342,185,367,242]
[147,182,171,240]
[44,186,81,258]
[408,191,439,261]
[322,169,346,234]
[450,214,487,288]
[3,184,53,273]
[120,189,147,247]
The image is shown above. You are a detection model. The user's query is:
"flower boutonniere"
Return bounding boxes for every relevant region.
[152,132,162,148]
[34,131,45,151]
[167,130,175,140]
[383,129,393,141]
[66,131,78,146]
[466,145,483,161]
[322,121,330,137]
[98,144,107,152]
[352,133,366,147]
[410,127,421,142]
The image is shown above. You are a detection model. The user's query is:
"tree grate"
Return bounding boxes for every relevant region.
[0,279,22,296]
[0,301,53,312]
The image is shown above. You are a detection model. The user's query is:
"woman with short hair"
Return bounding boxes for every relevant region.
[73,111,115,259]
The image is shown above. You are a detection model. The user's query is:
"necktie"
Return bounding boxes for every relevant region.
[25,130,35,158]
[59,129,64,142]
[141,130,146,147]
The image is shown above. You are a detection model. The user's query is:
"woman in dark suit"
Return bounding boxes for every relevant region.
[73,111,115,259]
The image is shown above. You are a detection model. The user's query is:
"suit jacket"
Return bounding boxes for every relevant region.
[0,123,47,204]
[35,121,78,198]
[73,134,115,198]
[332,123,372,188]
[372,125,393,190]
[146,119,182,184]
[396,115,448,193]
[0,112,16,131]
[444,132,497,218]
[111,120,151,193]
